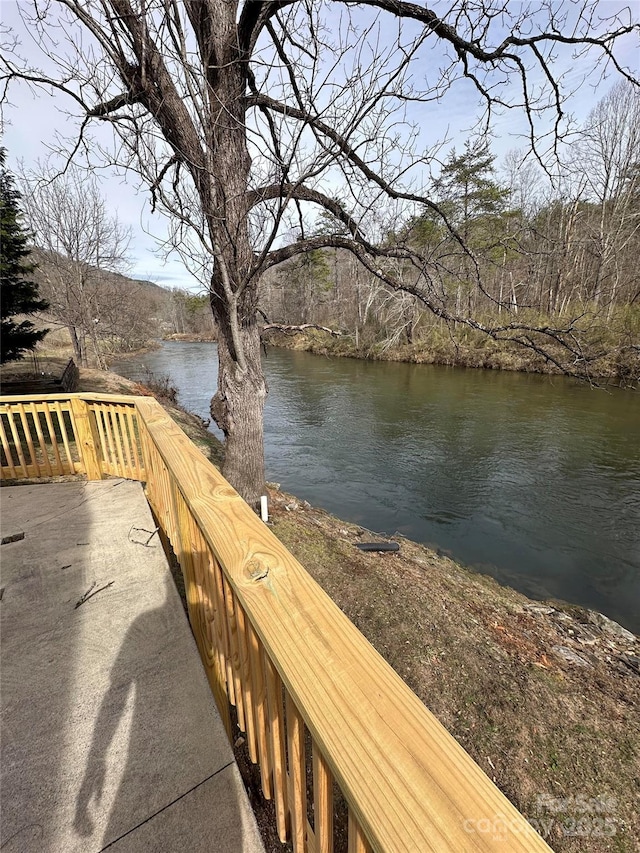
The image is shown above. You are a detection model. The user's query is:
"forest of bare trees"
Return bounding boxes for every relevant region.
[261,81,639,378]
[18,166,169,366]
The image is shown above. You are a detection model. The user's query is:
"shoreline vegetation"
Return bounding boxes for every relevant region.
[265,323,640,388]
[154,324,640,388]
[71,366,640,853]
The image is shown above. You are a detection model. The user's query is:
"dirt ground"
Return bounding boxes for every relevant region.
[40,367,640,851]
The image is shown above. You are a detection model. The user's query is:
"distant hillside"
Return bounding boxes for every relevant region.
[28,247,173,362]
[30,246,171,307]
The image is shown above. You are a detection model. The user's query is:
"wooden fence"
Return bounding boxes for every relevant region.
[0,393,552,853]
[60,357,80,391]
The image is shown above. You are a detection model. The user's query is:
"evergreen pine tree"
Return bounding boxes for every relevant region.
[1,149,49,363]
[433,138,509,238]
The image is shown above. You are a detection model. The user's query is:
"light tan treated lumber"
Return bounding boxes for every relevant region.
[235,600,259,764]
[53,402,75,472]
[70,397,103,479]
[286,691,308,853]
[30,403,52,477]
[313,745,334,853]
[197,536,233,737]
[109,407,127,475]
[102,406,119,474]
[42,403,64,473]
[348,811,371,853]
[133,395,553,853]
[118,407,137,477]
[247,621,273,799]
[223,575,247,731]
[264,653,288,839]
[124,407,142,479]
[207,552,233,739]
[0,392,141,405]
[6,408,27,476]
[17,403,38,475]
[0,414,17,478]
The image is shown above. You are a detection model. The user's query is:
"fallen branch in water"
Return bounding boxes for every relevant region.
[261,323,342,337]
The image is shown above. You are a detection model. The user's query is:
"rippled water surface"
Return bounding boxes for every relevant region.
[112,343,640,632]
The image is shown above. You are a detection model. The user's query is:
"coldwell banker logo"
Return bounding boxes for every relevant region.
[462,795,618,842]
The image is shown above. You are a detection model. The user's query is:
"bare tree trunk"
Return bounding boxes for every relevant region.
[68,325,84,366]
[89,323,106,369]
[205,11,266,507]
[210,313,266,510]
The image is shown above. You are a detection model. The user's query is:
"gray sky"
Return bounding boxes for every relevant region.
[2,0,638,291]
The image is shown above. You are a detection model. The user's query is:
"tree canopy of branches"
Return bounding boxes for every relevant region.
[2,1,637,505]
[19,166,132,368]
[0,150,48,363]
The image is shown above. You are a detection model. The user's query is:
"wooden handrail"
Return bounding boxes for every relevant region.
[0,391,142,404]
[0,394,143,481]
[0,394,553,852]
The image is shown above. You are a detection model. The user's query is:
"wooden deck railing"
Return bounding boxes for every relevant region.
[1,393,552,853]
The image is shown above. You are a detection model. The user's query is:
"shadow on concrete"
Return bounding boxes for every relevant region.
[1,480,101,853]
[0,480,263,853]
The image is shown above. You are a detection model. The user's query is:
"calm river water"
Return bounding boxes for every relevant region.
[112,342,640,633]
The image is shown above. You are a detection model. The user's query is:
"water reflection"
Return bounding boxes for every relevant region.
[111,343,640,633]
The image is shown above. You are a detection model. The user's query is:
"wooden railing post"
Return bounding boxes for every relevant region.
[70,397,103,480]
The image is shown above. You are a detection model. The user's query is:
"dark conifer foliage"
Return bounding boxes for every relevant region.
[0,149,48,362]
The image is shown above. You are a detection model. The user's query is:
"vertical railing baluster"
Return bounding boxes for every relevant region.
[42,404,63,473]
[53,402,75,472]
[109,407,126,476]
[117,407,134,477]
[234,601,259,764]
[265,653,289,841]
[247,621,273,800]
[0,413,17,478]
[313,744,334,853]
[222,576,246,731]
[17,403,37,475]
[212,553,236,708]
[6,408,27,477]
[286,690,307,853]
[348,810,371,853]
[125,407,142,479]
[30,403,52,477]
[207,555,233,726]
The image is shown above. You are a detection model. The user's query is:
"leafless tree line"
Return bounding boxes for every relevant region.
[20,167,165,366]
[261,81,640,361]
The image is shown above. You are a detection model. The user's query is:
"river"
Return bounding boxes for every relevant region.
[111,342,640,633]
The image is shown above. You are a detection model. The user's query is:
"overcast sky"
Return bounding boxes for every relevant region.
[2,0,638,292]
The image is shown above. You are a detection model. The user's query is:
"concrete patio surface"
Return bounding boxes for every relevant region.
[0,480,265,853]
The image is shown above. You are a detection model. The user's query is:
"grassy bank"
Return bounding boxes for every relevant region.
[269,495,639,852]
[64,368,640,851]
[268,309,640,388]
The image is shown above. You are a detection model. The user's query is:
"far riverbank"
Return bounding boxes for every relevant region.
[267,325,640,388]
[162,320,640,386]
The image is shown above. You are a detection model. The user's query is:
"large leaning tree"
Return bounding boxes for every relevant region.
[2,1,637,506]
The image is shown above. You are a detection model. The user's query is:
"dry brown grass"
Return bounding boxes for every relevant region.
[269,492,639,853]
[269,312,640,388]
